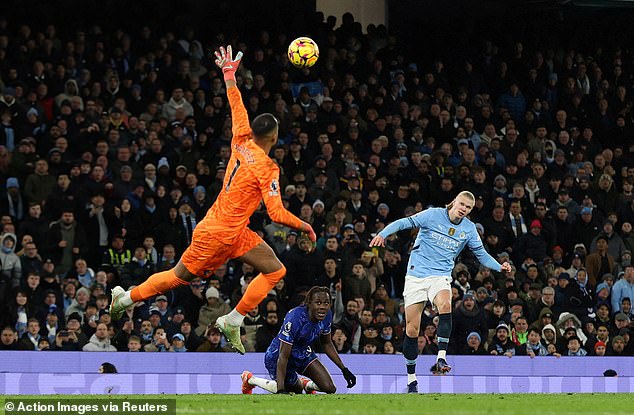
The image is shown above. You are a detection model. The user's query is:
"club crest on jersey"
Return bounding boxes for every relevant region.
[448,228,456,236]
[269,179,280,196]
[282,321,292,336]
[459,232,466,239]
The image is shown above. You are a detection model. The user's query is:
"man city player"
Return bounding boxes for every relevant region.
[370,191,511,393]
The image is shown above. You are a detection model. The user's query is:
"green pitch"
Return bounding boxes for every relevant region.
[2,394,633,415]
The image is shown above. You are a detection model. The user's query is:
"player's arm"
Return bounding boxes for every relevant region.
[320,333,356,388]
[259,165,316,241]
[467,228,510,272]
[214,45,250,144]
[369,212,424,247]
[276,340,292,393]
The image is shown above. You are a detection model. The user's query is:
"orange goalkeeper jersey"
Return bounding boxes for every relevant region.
[202,86,303,242]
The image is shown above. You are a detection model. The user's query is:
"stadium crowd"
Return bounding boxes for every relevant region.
[0,7,633,358]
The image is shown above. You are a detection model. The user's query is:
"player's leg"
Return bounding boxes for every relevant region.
[241,370,276,394]
[216,231,285,353]
[302,359,336,394]
[430,277,453,374]
[109,260,198,320]
[403,302,424,392]
[401,275,427,393]
[110,233,230,321]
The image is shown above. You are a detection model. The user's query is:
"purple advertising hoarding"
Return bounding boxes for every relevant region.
[0,352,632,394]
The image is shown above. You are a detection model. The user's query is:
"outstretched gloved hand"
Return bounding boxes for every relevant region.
[214,45,243,82]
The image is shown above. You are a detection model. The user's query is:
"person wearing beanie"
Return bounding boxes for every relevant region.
[194,287,230,337]
[459,331,486,355]
[593,340,607,356]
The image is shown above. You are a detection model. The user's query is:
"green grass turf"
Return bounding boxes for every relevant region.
[3,394,634,415]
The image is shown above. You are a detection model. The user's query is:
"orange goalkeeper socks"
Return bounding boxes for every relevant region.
[235,266,286,315]
[130,269,189,302]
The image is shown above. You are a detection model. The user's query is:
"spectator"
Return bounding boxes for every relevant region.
[517,327,548,357]
[0,326,18,350]
[611,265,634,314]
[488,322,516,356]
[566,336,587,356]
[195,287,231,336]
[196,325,232,352]
[255,311,280,352]
[585,235,615,286]
[143,326,172,352]
[119,246,155,289]
[46,210,88,274]
[460,332,486,355]
[0,232,21,302]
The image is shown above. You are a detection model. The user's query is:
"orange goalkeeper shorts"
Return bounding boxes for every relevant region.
[180,225,264,277]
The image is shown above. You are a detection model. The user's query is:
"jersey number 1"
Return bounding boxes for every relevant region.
[225,159,241,192]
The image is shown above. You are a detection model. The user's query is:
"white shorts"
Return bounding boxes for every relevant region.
[403,275,452,308]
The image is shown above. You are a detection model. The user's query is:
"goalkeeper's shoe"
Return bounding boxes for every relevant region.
[109,286,127,321]
[430,358,451,375]
[215,315,245,355]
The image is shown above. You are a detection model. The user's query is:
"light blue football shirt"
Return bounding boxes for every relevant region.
[378,207,501,278]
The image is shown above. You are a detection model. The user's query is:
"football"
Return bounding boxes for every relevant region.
[287,37,319,68]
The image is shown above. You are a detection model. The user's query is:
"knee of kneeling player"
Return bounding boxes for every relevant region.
[323,383,336,394]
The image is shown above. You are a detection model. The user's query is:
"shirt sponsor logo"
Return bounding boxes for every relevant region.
[431,232,461,249]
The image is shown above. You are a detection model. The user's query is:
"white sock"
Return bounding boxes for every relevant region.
[249,376,277,393]
[437,350,447,360]
[407,374,417,384]
[120,291,133,308]
[226,309,245,326]
[305,380,320,393]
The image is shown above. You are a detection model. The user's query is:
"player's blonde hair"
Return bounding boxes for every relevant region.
[446,190,476,210]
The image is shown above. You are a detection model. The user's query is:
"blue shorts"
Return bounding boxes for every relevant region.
[264,350,319,387]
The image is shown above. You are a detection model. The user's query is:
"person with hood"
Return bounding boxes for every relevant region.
[82,322,117,352]
[54,79,83,110]
[555,312,588,345]
[0,232,22,303]
[534,307,555,331]
[195,287,231,336]
[611,264,634,314]
[541,323,558,348]
[563,268,594,319]
[452,291,487,352]
[2,177,25,222]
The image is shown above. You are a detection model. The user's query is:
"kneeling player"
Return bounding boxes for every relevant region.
[241,287,356,394]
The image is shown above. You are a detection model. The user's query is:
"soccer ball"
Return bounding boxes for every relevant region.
[287,37,319,68]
